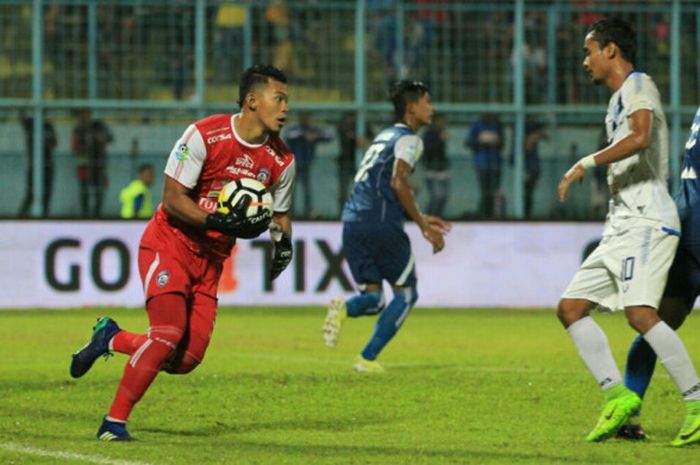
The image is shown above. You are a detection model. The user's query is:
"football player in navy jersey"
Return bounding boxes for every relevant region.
[322,80,450,372]
[618,107,700,444]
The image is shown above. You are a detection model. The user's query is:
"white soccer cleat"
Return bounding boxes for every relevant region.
[323,297,346,347]
[353,355,384,373]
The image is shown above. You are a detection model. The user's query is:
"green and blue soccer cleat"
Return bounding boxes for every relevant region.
[671,400,700,447]
[70,317,121,379]
[585,388,641,442]
[96,416,133,441]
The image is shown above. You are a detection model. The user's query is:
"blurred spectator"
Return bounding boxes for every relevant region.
[266,0,298,78]
[521,11,547,104]
[466,113,504,218]
[337,112,373,215]
[285,111,332,218]
[368,2,399,84]
[163,4,194,100]
[522,117,547,218]
[120,163,155,219]
[44,4,86,98]
[18,112,57,218]
[72,109,113,218]
[214,4,246,83]
[422,112,450,216]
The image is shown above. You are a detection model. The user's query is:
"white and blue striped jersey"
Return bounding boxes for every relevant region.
[341,123,423,224]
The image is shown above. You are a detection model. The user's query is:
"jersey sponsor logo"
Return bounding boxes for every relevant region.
[176,143,190,161]
[198,196,218,213]
[235,154,254,169]
[264,145,285,166]
[156,270,170,287]
[256,168,271,184]
[207,133,232,144]
[225,165,256,178]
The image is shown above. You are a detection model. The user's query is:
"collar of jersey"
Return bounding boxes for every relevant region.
[394,122,413,132]
[231,114,269,148]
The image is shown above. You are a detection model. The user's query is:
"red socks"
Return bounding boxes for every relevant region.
[107,293,186,422]
[111,331,147,355]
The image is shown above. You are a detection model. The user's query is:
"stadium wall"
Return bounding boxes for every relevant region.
[0,221,603,309]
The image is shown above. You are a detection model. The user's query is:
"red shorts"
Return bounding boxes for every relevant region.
[138,219,224,366]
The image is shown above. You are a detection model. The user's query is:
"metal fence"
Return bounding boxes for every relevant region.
[1,0,699,220]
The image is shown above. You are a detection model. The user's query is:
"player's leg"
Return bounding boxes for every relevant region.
[619,228,700,446]
[162,292,217,375]
[161,257,222,374]
[356,285,417,372]
[98,293,186,441]
[324,222,385,347]
[78,172,89,217]
[558,241,640,442]
[619,297,691,440]
[355,224,417,371]
[623,232,693,414]
[324,285,385,348]
[625,304,700,446]
[96,239,192,441]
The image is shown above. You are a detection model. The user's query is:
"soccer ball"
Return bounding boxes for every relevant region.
[217,178,273,218]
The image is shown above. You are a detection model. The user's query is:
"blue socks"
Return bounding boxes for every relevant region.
[625,334,658,399]
[346,291,384,317]
[361,287,417,361]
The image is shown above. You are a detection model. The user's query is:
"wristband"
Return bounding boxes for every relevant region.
[579,154,597,170]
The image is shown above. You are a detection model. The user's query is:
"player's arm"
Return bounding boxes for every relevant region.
[268,162,296,280]
[559,109,652,202]
[162,176,208,227]
[163,175,269,236]
[162,125,268,236]
[391,159,445,253]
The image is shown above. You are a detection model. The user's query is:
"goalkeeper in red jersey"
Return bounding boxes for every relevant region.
[69,65,296,441]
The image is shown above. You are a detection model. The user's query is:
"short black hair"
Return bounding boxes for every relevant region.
[587,17,636,65]
[389,80,430,121]
[237,65,288,108]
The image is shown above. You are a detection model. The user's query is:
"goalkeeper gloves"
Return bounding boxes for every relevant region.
[205,196,272,239]
[270,233,293,281]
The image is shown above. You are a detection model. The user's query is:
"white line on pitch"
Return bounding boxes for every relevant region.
[0,442,157,465]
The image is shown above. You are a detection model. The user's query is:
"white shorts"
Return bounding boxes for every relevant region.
[562,224,679,311]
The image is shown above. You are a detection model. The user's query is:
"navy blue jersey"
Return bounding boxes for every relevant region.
[664,107,700,303]
[677,107,700,237]
[341,123,423,224]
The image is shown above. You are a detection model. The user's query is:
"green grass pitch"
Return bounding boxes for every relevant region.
[1,307,699,465]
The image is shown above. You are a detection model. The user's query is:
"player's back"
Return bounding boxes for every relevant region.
[341,123,418,224]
